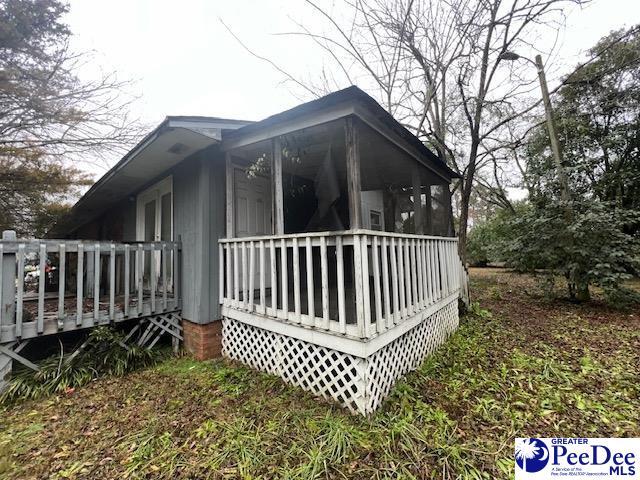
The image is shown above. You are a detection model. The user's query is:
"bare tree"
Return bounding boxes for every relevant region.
[226,0,586,258]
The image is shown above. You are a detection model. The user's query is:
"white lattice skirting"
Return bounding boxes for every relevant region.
[222,299,459,415]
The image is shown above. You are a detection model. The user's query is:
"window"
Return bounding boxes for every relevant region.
[369,210,382,231]
[136,176,172,242]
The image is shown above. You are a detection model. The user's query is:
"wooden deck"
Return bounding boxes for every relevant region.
[0,236,181,344]
[1,292,179,343]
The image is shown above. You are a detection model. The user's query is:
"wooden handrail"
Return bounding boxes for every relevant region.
[219,231,461,341]
[219,229,457,244]
[0,237,181,343]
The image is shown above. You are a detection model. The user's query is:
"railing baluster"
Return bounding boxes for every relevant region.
[150,244,156,314]
[225,244,232,307]
[421,240,429,306]
[320,236,329,330]
[16,244,24,338]
[416,239,424,309]
[445,241,453,295]
[372,235,383,334]
[77,243,84,326]
[425,240,432,303]
[336,235,346,334]
[410,239,418,315]
[431,240,440,302]
[248,241,255,312]
[397,238,405,319]
[163,243,168,311]
[58,243,66,326]
[270,239,277,314]
[123,244,129,317]
[233,242,239,307]
[404,238,412,316]
[435,241,444,298]
[241,241,248,310]
[453,242,459,292]
[137,244,143,315]
[305,237,315,322]
[280,238,288,316]
[361,234,371,338]
[218,243,224,306]
[109,243,116,320]
[353,234,365,338]
[94,243,101,321]
[292,238,301,323]
[451,242,462,294]
[381,236,391,329]
[173,240,180,307]
[259,240,265,315]
[389,237,399,324]
[437,240,444,300]
[37,243,46,334]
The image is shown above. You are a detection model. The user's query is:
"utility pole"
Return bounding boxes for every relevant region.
[498,51,571,205]
[534,54,570,204]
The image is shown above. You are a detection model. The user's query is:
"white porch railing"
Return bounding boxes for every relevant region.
[219,230,461,340]
[0,234,181,343]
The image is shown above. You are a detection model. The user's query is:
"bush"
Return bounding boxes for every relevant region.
[1,327,169,405]
[466,204,528,267]
[502,199,640,303]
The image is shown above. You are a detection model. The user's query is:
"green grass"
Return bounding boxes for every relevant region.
[0,270,638,479]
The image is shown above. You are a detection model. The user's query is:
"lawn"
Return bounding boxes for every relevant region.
[1,269,638,479]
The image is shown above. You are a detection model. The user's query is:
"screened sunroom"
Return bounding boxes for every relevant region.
[218,87,467,415]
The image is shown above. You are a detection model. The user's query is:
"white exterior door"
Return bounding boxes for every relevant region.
[233,167,272,294]
[234,167,271,238]
[136,176,173,287]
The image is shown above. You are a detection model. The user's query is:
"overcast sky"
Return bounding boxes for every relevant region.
[66,0,640,176]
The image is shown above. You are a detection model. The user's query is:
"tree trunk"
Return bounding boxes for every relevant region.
[567,276,590,302]
[575,281,590,302]
[458,144,479,262]
[458,182,471,261]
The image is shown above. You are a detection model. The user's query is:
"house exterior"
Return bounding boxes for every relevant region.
[1,87,468,414]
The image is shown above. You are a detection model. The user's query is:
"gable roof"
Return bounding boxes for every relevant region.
[53,116,252,236]
[56,87,459,236]
[224,86,460,179]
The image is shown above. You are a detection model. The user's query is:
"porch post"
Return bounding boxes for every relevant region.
[225,152,234,238]
[1,230,16,327]
[412,165,424,234]
[425,185,433,235]
[272,137,284,235]
[345,116,362,229]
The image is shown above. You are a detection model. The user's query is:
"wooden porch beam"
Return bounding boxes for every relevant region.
[345,117,362,229]
[272,137,284,235]
[225,152,234,238]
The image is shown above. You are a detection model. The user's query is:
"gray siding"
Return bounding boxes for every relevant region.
[70,145,226,325]
[208,154,226,321]
[173,146,225,325]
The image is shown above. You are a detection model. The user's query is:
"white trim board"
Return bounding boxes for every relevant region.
[221,292,459,358]
[136,176,173,242]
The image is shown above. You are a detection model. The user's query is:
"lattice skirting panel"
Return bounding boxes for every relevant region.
[222,299,458,415]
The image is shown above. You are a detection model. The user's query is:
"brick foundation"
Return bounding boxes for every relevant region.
[182,319,223,360]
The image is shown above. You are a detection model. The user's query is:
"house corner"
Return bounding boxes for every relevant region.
[182,319,223,360]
